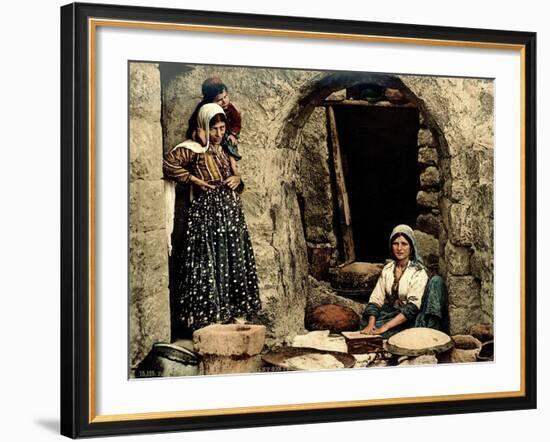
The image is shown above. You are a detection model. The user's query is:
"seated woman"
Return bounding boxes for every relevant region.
[360,224,449,339]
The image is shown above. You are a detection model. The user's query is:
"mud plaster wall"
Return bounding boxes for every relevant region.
[129,63,494,362]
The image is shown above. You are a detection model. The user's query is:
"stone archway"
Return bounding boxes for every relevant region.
[279,73,446,268]
[276,72,492,336]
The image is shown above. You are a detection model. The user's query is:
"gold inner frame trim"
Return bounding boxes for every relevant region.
[88,18,527,423]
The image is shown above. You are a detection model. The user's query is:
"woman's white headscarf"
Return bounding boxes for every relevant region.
[165,103,226,255]
[170,103,226,154]
[389,224,424,266]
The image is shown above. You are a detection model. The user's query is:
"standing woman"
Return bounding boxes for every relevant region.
[163,103,261,331]
[360,224,448,339]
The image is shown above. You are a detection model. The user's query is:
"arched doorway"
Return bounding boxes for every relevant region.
[276,72,447,295]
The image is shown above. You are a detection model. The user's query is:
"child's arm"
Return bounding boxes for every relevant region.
[229,156,240,177]
[223,156,244,192]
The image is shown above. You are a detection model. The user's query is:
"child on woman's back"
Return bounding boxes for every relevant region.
[187,77,243,179]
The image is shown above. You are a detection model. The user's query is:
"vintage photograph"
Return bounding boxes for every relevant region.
[129,61,494,378]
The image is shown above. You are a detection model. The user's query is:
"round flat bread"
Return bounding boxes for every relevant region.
[385,328,453,356]
[284,353,344,370]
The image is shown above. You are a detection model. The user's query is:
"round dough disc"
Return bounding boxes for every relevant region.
[385,327,453,356]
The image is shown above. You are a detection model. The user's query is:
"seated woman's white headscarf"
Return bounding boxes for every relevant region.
[389,224,424,266]
[165,103,226,255]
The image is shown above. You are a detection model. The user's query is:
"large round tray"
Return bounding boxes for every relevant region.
[262,346,356,371]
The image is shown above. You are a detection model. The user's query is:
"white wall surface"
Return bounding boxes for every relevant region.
[0,0,546,441]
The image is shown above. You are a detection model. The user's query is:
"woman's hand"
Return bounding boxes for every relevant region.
[360,325,377,335]
[223,175,241,190]
[360,317,377,335]
[190,176,215,191]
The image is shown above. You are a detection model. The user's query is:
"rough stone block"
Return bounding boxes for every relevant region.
[416,191,439,209]
[417,128,436,147]
[193,324,266,357]
[413,230,439,264]
[444,335,482,363]
[306,243,334,280]
[480,280,494,323]
[448,305,482,335]
[472,183,494,218]
[130,118,164,181]
[130,63,161,121]
[470,323,494,342]
[471,215,493,253]
[447,276,481,308]
[129,286,171,367]
[200,355,263,375]
[418,147,439,166]
[416,213,440,237]
[448,151,480,202]
[475,143,494,186]
[449,203,473,246]
[420,166,440,189]
[445,242,471,275]
[129,230,169,297]
[440,196,452,230]
[129,180,165,233]
[470,251,493,281]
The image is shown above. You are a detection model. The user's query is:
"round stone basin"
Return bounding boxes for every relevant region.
[193,324,266,357]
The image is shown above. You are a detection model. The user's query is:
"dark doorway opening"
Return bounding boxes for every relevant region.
[333,105,420,262]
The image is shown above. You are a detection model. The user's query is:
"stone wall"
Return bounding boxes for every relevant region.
[129,63,171,368]
[402,77,494,333]
[414,119,441,273]
[129,63,494,357]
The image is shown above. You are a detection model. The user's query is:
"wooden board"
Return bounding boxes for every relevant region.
[385,327,453,356]
[326,105,355,264]
[341,331,384,354]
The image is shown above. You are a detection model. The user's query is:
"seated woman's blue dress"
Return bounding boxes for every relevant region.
[359,225,449,339]
[360,275,449,339]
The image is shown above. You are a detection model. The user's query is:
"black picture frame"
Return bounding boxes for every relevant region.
[61,2,537,438]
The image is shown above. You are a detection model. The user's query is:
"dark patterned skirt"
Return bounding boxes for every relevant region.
[176,185,261,331]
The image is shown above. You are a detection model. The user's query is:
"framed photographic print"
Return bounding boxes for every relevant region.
[60,2,537,438]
